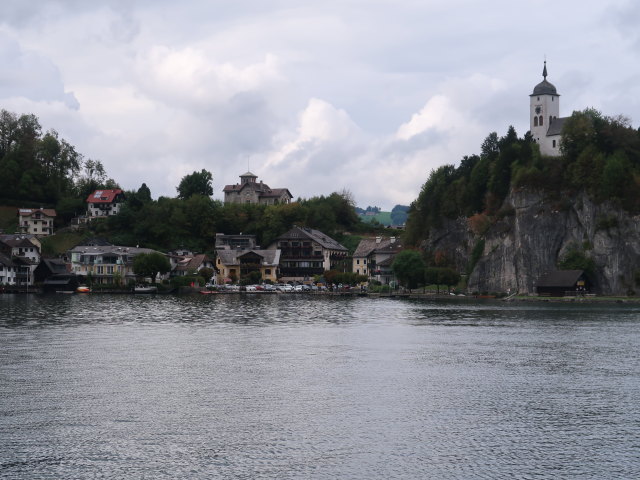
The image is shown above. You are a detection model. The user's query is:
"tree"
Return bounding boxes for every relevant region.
[132,252,171,283]
[390,205,409,226]
[176,169,213,199]
[391,250,425,291]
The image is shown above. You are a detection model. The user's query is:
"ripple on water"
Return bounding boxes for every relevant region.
[1,294,640,479]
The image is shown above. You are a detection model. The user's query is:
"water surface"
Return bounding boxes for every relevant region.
[1,294,639,479]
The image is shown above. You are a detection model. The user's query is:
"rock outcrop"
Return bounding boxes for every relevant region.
[422,189,640,295]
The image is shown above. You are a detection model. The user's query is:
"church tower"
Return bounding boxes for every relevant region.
[530,61,561,156]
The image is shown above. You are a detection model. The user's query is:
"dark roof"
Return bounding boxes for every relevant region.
[530,61,560,97]
[276,226,347,251]
[77,237,113,247]
[42,259,68,274]
[0,236,36,248]
[536,270,584,287]
[86,189,124,204]
[531,79,558,96]
[546,117,568,136]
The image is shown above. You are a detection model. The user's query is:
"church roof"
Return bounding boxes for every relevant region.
[240,171,258,177]
[546,117,568,137]
[530,61,560,97]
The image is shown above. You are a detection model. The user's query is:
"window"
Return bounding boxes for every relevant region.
[534,117,538,127]
[265,269,271,275]
[539,116,543,126]
[552,140,556,148]
[356,259,360,265]
[549,116,552,125]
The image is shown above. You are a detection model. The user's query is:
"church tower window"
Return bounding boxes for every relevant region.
[539,116,543,126]
[534,117,538,127]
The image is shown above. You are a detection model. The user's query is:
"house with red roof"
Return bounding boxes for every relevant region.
[86,189,126,218]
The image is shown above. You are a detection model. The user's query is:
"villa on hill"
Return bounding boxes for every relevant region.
[223,171,292,205]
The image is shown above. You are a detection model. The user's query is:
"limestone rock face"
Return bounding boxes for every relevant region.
[422,190,640,295]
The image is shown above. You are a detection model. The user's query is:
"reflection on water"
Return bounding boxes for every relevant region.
[1,294,639,479]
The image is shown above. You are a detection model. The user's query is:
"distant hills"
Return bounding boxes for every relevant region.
[356,205,408,226]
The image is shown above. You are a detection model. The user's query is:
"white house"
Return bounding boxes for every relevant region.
[68,244,167,285]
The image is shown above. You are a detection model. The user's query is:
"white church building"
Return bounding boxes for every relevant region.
[530,62,566,156]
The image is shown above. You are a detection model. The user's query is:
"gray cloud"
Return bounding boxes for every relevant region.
[0,0,638,209]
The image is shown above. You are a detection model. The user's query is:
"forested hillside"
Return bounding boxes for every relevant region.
[0,109,119,223]
[0,109,381,253]
[405,108,640,245]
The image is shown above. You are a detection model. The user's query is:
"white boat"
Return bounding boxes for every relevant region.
[134,285,158,293]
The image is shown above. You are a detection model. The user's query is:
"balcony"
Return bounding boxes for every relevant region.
[279,267,323,277]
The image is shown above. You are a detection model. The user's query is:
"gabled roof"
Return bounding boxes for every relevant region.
[0,236,37,249]
[217,249,281,266]
[18,208,57,218]
[175,254,213,271]
[86,189,124,204]
[41,258,68,274]
[68,245,160,258]
[536,270,584,287]
[546,117,568,137]
[277,226,347,251]
[260,188,292,199]
[353,237,402,257]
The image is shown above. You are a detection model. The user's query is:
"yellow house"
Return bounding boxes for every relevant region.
[216,249,281,284]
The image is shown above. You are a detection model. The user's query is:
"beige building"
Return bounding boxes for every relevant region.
[17,208,56,236]
[352,236,402,284]
[216,249,280,284]
[223,172,292,205]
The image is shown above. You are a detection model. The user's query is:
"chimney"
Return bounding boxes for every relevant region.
[375,236,381,244]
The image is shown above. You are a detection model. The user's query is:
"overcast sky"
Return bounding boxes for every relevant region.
[2,1,639,209]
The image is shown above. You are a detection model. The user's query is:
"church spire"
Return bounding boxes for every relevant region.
[542,60,548,80]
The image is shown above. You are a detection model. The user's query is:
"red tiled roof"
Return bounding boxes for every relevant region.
[86,189,124,204]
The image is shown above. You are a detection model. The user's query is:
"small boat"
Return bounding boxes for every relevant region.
[134,285,158,293]
[199,290,218,295]
[76,286,91,293]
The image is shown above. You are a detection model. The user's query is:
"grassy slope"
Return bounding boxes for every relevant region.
[40,231,86,256]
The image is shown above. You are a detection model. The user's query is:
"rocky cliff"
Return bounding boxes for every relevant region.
[422,189,640,295]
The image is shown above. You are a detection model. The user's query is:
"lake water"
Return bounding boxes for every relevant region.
[1,293,639,479]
